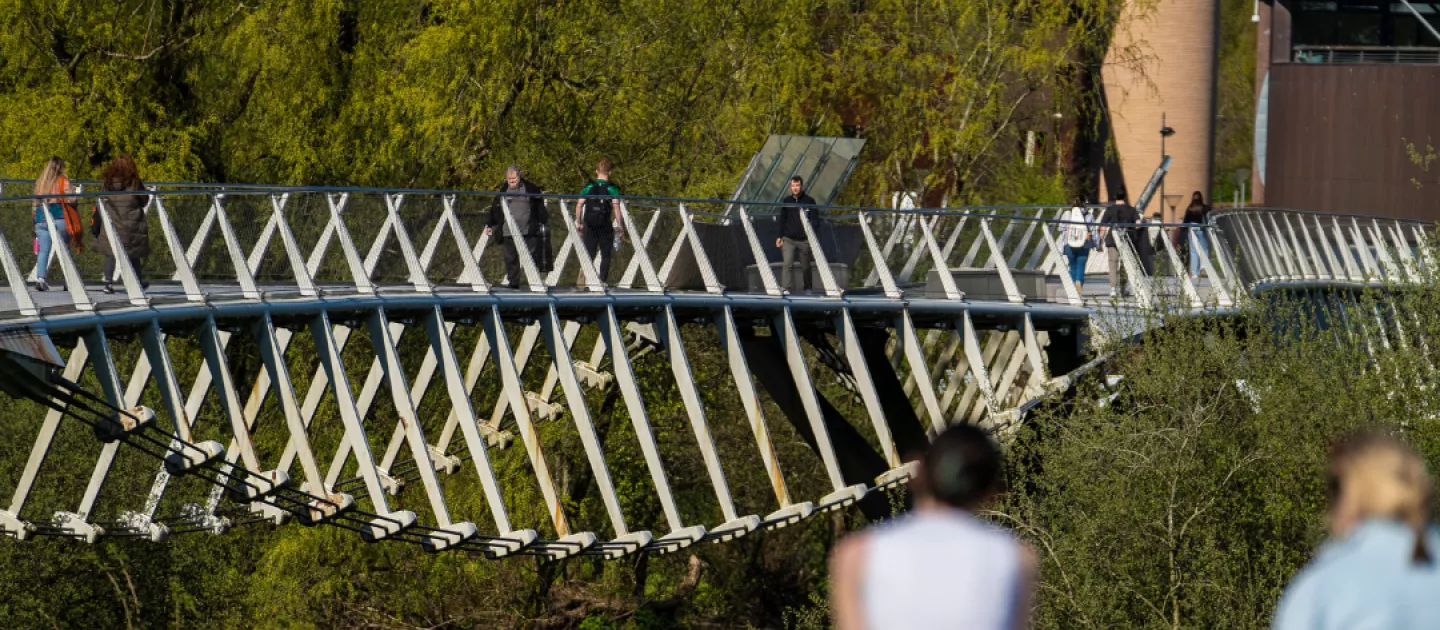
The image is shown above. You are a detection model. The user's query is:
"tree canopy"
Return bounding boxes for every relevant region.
[0,0,1125,203]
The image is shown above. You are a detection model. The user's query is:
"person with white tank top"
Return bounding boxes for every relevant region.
[830,424,1037,630]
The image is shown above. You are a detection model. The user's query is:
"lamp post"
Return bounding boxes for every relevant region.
[1164,194,1183,220]
[1230,168,1249,207]
[1159,113,1176,221]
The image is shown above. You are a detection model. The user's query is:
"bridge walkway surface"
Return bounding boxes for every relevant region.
[0,183,1426,559]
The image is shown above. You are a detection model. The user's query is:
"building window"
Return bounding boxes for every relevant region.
[1293,0,1440,48]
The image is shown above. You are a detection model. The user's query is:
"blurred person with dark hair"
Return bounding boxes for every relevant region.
[94,154,151,294]
[829,424,1037,630]
[1137,210,1160,277]
[1273,432,1440,629]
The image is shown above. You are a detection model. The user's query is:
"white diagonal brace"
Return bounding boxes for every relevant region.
[421,307,516,534]
[775,307,846,492]
[481,306,571,536]
[538,306,630,536]
[714,306,793,507]
[897,309,947,433]
[836,308,900,467]
[364,309,454,525]
[598,305,686,533]
[657,306,739,522]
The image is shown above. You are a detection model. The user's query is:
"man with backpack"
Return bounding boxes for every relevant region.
[573,159,623,286]
[484,165,552,289]
[1098,189,1139,298]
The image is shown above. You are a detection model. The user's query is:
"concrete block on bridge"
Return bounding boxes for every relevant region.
[743,262,850,293]
[925,268,1050,301]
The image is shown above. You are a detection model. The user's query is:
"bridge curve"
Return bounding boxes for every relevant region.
[0,183,1423,559]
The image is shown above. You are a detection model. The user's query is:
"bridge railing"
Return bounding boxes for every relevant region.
[4,186,1359,556]
[0,185,1244,319]
[1211,208,1435,291]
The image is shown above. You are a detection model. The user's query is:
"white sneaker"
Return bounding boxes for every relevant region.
[1109,288,1119,297]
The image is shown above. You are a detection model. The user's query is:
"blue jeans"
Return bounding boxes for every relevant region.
[1064,244,1090,286]
[35,221,69,280]
[1189,229,1209,277]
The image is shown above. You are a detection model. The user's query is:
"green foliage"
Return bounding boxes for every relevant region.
[1004,284,1440,629]
[1402,137,1437,189]
[1213,0,1257,203]
[0,2,1342,629]
[0,0,1117,203]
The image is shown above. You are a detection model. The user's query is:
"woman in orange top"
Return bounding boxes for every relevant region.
[31,157,72,292]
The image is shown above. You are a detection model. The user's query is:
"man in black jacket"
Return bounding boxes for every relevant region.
[774,176,819,294]
[485,165,551,289]
[1098,189,1139,297]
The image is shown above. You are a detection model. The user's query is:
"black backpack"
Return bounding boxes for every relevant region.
[583,180,615,229]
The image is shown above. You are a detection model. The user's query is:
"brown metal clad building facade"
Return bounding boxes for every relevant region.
[1265,64,1440,221]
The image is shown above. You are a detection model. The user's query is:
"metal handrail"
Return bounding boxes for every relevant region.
[2,184,1319,228]
[1292,45,1440,64]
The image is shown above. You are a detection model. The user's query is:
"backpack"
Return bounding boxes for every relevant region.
[582,180,615,229]
[1063,207,1091,249]
[56,176,84,252]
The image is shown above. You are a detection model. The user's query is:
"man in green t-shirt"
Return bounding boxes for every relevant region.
[573,159,623,286]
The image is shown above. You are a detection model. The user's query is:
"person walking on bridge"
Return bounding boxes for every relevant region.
[1098,189,1138,298]
[573,159,623,286]
[1062,196,1096,292]
[829,423,1038,630]
[1273,432,1440,629]
[485,166,552,290]
[31,157,82,292]
[775,176,819,295]
[1181,191,1211,279]
[94,154,151,294]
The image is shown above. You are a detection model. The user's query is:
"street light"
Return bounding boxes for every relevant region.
[1230,168,1249,207]
[1160,114,1176,220]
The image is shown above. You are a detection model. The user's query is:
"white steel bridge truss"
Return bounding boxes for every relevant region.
[0,183,1426,560]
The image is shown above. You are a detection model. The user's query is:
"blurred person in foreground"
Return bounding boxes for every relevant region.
[1273,432,1440,630]
[829,424,1037,630]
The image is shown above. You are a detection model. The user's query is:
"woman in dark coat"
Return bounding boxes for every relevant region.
[1181,191,1211,278]
[95,154,150,293]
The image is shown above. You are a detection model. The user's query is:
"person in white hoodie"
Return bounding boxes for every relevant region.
[1061,196,1096,291]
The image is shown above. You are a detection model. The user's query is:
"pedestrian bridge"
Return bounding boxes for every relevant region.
[0,181,1427,559]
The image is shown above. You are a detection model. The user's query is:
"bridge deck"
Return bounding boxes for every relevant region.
[0,275,1224,334]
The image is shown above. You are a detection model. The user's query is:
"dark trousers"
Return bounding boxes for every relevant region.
[1138,238,1155,276]
[104,256,145,285]
[502,234,543,289]
[580,224,614,285]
